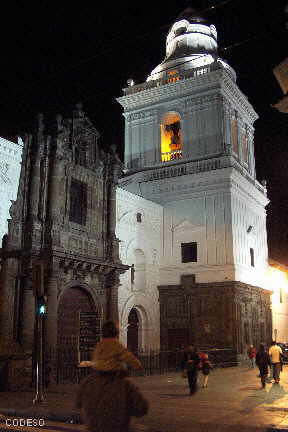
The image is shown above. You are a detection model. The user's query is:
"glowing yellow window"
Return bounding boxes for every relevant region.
[161,112,183,162]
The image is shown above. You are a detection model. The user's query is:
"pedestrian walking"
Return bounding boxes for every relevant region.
[247,344,256,368]
[76,320,148,432]
[255,343,270,388]
[181,345,201,395]
[79,320,142,372]
[269,340,283,384]
[199,352,213,388]
[76,369,148,432]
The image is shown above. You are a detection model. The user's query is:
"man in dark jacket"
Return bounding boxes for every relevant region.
[256,343,270,388]
[181,345,201,395]
[76,370,148,432]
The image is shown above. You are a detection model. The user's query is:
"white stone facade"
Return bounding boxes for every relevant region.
[116,187,162,351]
[0,137,23,244]
[116,164,270,350]
[267,261,288,343]
[116,12,273,351]
[117,65,270,290]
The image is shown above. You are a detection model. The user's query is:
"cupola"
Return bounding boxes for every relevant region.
[147,7,235,82]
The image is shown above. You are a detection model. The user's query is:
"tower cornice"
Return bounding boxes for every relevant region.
[117,66,258,125]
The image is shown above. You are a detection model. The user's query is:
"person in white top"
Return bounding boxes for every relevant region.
[268,341,283,383]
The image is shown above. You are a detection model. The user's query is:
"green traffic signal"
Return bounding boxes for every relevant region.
[37,296,47,315]
[39,305,46,315]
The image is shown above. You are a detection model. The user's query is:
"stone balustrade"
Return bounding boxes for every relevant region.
[123,63,220,96]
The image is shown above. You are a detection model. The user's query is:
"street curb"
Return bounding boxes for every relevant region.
[0,408,82,424]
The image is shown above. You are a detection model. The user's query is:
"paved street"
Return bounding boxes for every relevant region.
[1,366,288,431]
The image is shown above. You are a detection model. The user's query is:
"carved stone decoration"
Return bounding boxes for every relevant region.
[158,280,272,354]
[0,104,129,357]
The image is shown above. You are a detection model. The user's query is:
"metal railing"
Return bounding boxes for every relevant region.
[45,347,237,384]
[123,63,220,96]
[161,150,183,162]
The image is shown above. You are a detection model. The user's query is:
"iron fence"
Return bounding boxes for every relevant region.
[45,347,238,384]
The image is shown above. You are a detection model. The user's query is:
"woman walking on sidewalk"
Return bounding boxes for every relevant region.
[199,352,213,388]
[256,343,270,388]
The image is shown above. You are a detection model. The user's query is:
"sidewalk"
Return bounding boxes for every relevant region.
[1,366,288,431]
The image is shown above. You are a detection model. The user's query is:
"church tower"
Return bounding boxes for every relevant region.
[117,8,272,355]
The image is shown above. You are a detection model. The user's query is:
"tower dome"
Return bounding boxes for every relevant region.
[147,7,235,81]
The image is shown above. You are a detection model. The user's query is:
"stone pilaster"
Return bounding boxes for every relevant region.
[21,282,35,350]
[105,270,121,322]
[158,280,272,354]
[45,274,59,349]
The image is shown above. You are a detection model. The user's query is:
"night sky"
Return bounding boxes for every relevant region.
[0,1,287,264]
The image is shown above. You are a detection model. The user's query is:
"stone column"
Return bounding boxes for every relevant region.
[247,127,256,178]
[21,282,36,350]
[223,101,232,156]
[45,267,59,349]
[105,270,120,322]
[181,110,190,159]
[0,258,19,346]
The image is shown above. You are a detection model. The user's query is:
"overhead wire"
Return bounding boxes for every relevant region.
[1,0,234,101]
[1,0,286,135]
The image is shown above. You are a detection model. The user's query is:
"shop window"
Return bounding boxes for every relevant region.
[181,242,197,263]
[161,112,183,162]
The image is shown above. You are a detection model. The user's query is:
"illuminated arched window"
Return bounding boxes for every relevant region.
[161,112,183,162]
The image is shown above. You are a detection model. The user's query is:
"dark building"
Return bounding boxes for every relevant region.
[158,276,272,354]
[0,104,128,360]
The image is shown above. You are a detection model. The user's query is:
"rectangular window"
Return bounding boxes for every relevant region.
[250,248,255,267]
[69,179,87,225]
[181,242,197,263]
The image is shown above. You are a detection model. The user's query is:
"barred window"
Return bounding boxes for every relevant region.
[69,179,87,225]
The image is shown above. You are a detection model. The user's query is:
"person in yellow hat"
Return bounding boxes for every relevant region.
[79,320,142,372]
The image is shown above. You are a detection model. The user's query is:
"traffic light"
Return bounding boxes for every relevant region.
[36,296,47,315]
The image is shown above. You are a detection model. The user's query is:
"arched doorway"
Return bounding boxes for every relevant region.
[57,286,96,348]
[57,286,101,381]
[127,308,139,354]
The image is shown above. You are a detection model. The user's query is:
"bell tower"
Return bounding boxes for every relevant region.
[117,8,272,354]
[117,8,257,197]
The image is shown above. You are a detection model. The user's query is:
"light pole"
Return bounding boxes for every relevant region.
[32,261,47,404]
